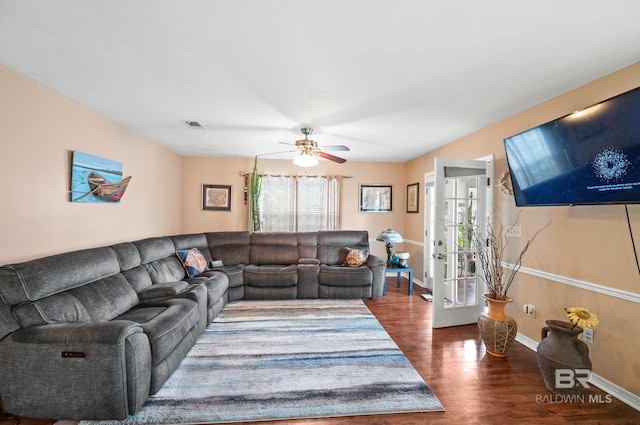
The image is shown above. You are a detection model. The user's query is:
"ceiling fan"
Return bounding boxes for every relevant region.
[279,128,350,166]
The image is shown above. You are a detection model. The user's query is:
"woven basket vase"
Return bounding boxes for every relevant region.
[478,294,518,357]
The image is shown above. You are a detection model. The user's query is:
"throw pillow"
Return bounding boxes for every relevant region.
[342,247,369,267]
[176,248,208,278]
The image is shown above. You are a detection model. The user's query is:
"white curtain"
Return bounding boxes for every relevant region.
[258,175,342,232]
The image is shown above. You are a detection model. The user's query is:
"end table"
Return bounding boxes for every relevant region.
[383,266,414,296]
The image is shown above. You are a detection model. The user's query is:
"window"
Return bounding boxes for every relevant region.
[257,175,342,232]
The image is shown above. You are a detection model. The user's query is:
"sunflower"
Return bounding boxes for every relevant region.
[565,307,600,329]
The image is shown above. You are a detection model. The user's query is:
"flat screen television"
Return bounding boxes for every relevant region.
[504,86,640,206]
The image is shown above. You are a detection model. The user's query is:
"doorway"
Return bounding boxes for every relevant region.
[425,156,493,328]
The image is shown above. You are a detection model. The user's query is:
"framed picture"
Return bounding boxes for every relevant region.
[406,182,419,213]
[359,184,392,212]
[202,184,231,211]
[70,151,131,203]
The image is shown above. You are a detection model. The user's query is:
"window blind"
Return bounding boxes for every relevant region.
[258,175,341,232]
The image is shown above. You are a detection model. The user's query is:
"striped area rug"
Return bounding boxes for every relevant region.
[84,299,443,424]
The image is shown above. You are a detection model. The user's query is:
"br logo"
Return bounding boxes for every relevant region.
[555,369,591,389]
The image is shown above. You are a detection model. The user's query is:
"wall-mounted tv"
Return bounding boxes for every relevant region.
[504,86,640,206]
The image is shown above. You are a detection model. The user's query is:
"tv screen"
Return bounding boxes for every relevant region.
[504,86,640,206]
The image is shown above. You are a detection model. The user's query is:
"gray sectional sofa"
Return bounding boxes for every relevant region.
[0,230,385,420]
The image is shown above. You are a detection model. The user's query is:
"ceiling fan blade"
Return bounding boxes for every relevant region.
[257,149,297,157]
[319,145,350,152]
[318,151,347,163]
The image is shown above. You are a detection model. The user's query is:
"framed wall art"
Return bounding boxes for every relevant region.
[70,151,131,203]
[406,182,419,213]
[202,184,231,211]
[359,184,392,212]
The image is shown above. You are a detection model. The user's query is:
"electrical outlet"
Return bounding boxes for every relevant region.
[583,328,594,344]
[506,225,522,237]
[523,304,536,318]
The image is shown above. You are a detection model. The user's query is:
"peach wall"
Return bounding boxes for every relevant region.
[406,62,640,396]
[181,156,407,260]
[0,65,183,263]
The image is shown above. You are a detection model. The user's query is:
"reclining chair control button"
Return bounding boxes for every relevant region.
[61,351,86,358]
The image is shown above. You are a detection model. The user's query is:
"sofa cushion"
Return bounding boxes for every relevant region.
[319,264,373,287]
[175,248,208,278]
[109,242,141,271]
[12,273,139,327]
[171,233,213,265]
[244,265,298,287]
[250,232,299,265]
[187,271,229,308]
[122,266,154,293]
[171,233,208,251]
[138,281,190,303]
[298,232,318,259]
[317,231,370,265]
[206,231,251,265]
[134,237,176,263]
[0,247,120,304]
[0,295,21,341]
[117,298,200,366]
[144,257,186,284]
[212,264,244,288]
[210,264,244,302]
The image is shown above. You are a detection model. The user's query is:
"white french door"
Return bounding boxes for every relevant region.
[430,157,493,328]
[423,172,435,293]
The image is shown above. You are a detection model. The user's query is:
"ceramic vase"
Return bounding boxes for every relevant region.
[536,320,592,395]
[478,294,518,357]
[395,251,410,268]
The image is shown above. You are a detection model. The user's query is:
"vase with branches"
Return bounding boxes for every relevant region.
[472,215,550,301]
[471,214,550,356]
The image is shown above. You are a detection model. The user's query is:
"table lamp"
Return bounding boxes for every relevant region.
[376,229,403,267]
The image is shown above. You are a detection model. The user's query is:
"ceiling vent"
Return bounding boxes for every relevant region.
[183,120,205,129]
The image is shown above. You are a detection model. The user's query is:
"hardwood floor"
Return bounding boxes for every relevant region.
[2,278,638,425]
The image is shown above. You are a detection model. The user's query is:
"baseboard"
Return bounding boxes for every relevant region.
[515,332,640,412]
[515,332,538,351]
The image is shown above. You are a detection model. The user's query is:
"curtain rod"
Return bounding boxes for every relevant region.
[239,171,352,178]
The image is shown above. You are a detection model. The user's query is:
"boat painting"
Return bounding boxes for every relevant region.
[71,151,132,203]
[86,172,132,202]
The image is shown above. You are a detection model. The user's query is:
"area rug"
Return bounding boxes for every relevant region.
[82,299,443,424]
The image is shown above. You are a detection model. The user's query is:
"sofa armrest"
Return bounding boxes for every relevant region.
[299,258,320,265]
[138,281,208,331]
[0,321,151,420]
[7,319,141,344]
[138,281,190,302]
[366,254,386,268]
[366,254,387,298]
[297,261,320,298]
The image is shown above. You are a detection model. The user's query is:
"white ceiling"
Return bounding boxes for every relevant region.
[1,1,639,163]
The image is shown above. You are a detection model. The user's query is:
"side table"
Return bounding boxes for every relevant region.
[383,266,414,296]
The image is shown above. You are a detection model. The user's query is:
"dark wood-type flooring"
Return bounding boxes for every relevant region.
[2,277,639,425]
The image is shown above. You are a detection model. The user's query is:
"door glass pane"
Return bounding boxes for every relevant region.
[443,175,480,309]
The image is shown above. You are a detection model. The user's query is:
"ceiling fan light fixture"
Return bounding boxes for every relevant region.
[293,152,319,167]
